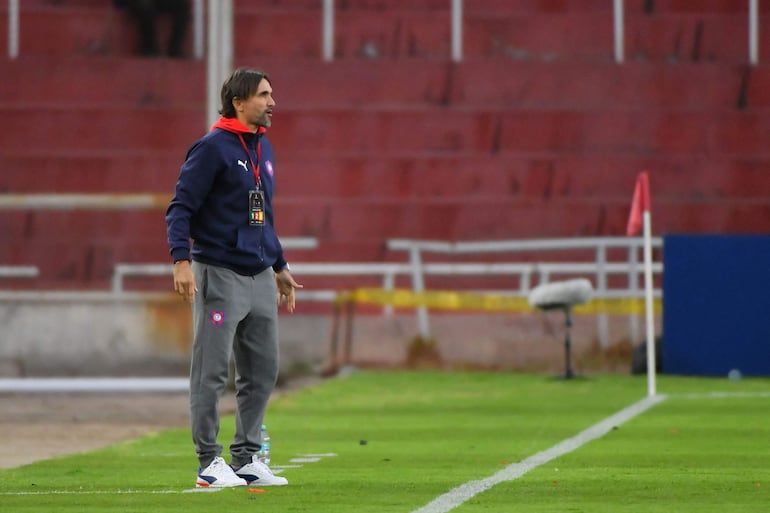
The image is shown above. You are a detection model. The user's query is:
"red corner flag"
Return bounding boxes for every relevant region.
[626,171,650,236]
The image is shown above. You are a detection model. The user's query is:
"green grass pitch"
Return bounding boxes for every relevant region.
[1,371,768,512]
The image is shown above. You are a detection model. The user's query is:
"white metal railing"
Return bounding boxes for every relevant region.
[0,193,170,210]
[0,377,188,393]
[387,237,663,346]
[0,265,38,279]
[114,258,658,295]
[112,259,657,311]
[6,1,759,64]
[106,236,662,347]
[111,236,319,292]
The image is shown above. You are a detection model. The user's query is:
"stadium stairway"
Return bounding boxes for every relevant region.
[1,0,770,289]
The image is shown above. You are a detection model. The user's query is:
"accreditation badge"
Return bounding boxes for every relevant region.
[249,189,265,226]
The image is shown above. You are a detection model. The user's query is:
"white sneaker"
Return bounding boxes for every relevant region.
[196,456,248,488]
[233,456,289,486]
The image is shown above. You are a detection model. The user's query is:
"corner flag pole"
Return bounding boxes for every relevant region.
[627,171,656,397]
[642,207,656,397]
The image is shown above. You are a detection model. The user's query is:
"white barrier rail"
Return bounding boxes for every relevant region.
[108,236,662,345]
[110,238,662,298]
[0,265,38,279]
[111,237,318,292]
[0,193,170,210]
[112,260,660,298]
[387,236,663,346]
[0,377,189,393]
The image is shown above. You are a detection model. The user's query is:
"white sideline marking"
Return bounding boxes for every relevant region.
[672,391,770,400]
[411,394,667,513]
[290,457,321,463]
[1,490,189,496]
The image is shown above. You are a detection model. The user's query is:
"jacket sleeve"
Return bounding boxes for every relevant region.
[165,138,220,262]
[271,244,288,273]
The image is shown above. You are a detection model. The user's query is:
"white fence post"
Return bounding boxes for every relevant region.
[8,0,19,59]
[613,0,624,63]
[382,272,395,316]
[193,0,204,59]
[749,0,759,65]
[322,0,334,61]
[409,246,431,340]
[206,0,233,129]
[451,0,463,62]
[627,243,640,345]
[595,244,609,348]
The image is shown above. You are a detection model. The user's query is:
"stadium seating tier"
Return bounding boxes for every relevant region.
[1,1,769,289]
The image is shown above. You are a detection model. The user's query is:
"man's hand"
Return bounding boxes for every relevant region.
[275,269,303,313]
[173,260,197,303]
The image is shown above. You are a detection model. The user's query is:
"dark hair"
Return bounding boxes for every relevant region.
[219,68,271,118]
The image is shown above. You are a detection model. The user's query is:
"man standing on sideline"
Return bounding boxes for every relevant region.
[166,68,302,488]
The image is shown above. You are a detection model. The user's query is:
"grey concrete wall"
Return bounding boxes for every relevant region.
[0,295,656,377]
[0,294,330,377]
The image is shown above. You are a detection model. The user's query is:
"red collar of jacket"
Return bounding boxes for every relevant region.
[210,117,266,135]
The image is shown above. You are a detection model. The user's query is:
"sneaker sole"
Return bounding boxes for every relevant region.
[238,478,288,486]
[196,478,247,488]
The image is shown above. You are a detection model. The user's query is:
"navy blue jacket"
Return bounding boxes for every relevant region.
[166,118,287,275]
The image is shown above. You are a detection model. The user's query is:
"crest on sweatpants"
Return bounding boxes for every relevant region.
[210,310,225,326]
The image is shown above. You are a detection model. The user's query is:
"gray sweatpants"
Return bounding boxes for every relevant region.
[189,262,279,469]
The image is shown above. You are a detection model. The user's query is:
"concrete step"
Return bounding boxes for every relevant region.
[0,150,183,193]
[5,151,770,202]
[0,105,204,152]
[6,57,759,112]
[0,56,204,107]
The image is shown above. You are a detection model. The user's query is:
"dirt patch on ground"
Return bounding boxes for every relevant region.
[0,392,215,469]
[0,377,321,470]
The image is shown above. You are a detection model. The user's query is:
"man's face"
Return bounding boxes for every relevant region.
[236,78,275,130]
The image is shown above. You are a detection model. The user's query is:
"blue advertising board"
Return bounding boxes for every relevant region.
[662,235,770,376]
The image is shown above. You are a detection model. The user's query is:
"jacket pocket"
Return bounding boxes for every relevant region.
[235,226,265,263]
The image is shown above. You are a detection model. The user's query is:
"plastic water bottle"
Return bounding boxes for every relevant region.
[259,424,271,465]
